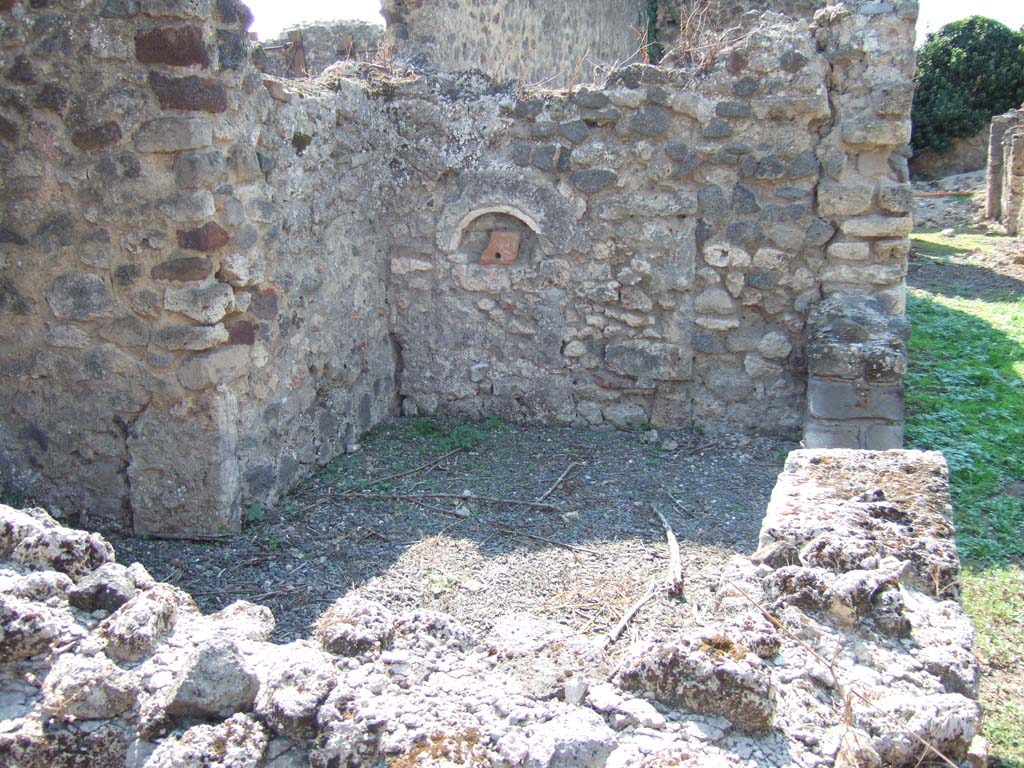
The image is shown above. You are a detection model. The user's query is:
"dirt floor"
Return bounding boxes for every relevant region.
[114,422,794,659]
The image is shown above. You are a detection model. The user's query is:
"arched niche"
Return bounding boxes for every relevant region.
[450,206,542,267]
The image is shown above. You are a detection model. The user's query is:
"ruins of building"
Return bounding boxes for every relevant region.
[987,106,1024,235]
[0,0,916,536]
[256,20,384,79]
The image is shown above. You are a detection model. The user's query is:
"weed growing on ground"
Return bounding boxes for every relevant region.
[906,228,1024,763]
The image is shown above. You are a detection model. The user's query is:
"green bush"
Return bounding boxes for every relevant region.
[911,16,1024,156]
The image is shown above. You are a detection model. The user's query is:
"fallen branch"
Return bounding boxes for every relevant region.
[652,504,684,597]
[537,461,580,502]
[493,524,601,556]
[600,579,658,650]
[341,491,556,511]
[339,447,462,493]
[724,579,959,768]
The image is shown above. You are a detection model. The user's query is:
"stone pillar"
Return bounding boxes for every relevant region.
[803,296,909,450]
[1002,127,1024,236]
[985,110,1022,220]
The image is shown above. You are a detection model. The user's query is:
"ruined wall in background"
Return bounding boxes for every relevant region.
[987,107,1024,235]
[381,0,647,87]
[909,126,989,180]
[387,2,917,438]
[0,0,396,536]
[0,0,917,537]
[256,20,384,79]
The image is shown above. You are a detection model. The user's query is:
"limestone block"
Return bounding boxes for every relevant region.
[69,562,137,612]
[133,116,213,153]
[451,265,511,293]
[141,0,212,19]
[757,331,792,359]
[0,593,61,662]
[174,149,226,189]
[522,709,617,767]
[128,393,241,535]
[839,216,913,238]
[43,653,139,721]
[164,283,235,323]
[145,714,268,768]
[820,261,904,286]
[877,180,913,213]
[99,584,192,661]
[316,596,396,656]
[605,340,691,381]
[157,190,216,222]
[177,346,250,389]
[45,273,113,320]
[807,378,904,423]
[827,242,870,261]
[818,179,874,217]
[841,119,911,147]
[570,168,618,193]
[219,252,265,287]
[167,637,259,718]
[694,287,735,315]
[153,323,229,351]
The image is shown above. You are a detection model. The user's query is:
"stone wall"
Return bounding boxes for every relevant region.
[909,126,990,180]
[256,20,384,79]
[381,0,648,86]
[986,107,1024,235]
[0,0,917,535]
[0,449,983,765]
[0,0,397,535]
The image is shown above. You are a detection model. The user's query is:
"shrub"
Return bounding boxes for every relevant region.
[911,16,1024,156]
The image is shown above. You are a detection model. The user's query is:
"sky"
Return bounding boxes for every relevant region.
[243,0,1024,46]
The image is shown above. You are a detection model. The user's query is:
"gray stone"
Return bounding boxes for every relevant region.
[174,149,226,189]
[605,340,691,381]
[167,637,259,718]
[164,283,235,323]
[177,346,250,389]
[523,708,617,768]
[99,584,190,661]
[69,562,137,612]
[145,714,268,768]
[558,119,589,144]
[570,168,618,194]
[316,596,395,655]
[0,594,61,662]
[134,116,213,153]
[703,118,732,138]
[46,273,113,320]
[157,190,217,221]
[627,105,671,137]
[716,100,751,118]
[153,323,229,351]
[43,653,139,721]
[807,378,904,423]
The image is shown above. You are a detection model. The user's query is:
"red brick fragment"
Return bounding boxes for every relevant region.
[0,0,19,12]
[149,72,227,113]
[176,222,229,252]
[480,230,521,266]
[135,26,209,67]
[151,256,213,282]
[225,319,256,345]
[71,121,122,151]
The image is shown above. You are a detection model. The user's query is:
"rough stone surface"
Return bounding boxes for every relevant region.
[0,0,914,536]
[0,446,981,768]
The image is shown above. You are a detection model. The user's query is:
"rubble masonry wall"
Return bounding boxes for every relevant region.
[0,0,916,535]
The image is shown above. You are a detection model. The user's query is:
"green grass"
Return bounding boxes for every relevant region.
[906,230,1024,765]
[911,226,1010,258]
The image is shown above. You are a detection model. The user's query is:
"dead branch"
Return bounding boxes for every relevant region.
[724,579,959,768]
[493,524,601,556]
[338,447,462,493]
[600,579,658,650]
[537,461,580,502]
[652,504,684,597]
[341,491,556,511]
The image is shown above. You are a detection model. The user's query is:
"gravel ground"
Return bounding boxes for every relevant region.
[114,419,794,653]
[912,169,988,229]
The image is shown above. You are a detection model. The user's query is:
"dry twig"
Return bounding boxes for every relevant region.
[338,447,462,493]
[600,579,659,650]
[340,491,556,511]
[537,461,580,502]
[652,504,685,597]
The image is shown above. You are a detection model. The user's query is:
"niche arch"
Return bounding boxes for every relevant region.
[450,206,542,267]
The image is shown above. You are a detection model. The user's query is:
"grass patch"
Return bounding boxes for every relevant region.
[911,227,1013,258]
[906,232,1024,764]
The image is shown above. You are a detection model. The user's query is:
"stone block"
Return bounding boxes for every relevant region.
[864,422,903,449]
[128,393,241,535]
[174,149,225,188]
[827,242,870,261]
[151,256,214,282]
[807,378,904,422]
[877,181,913,213]
[133,116,212,152]
[158,191,216,222]
[71,121,122,151]
[802,421,861,449]
[820,261,904,286]
[141,0,211,19]
[148,72,228,113]
[569,168,618,193]
[45,273,113,320]
[818,180,874,217]
[219,251,264,287]
[605,340,691,381]
[153,323,229,350]
[694,287,735,315]
[164,282,234,323]
[627,105,671,137]
[177,222,230,251]
[135,25,208,67]
[839,216,913,238]
[177,345,250,389]
[225,319,255,345]
[841,119,911,147]
[99,315,150,348]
